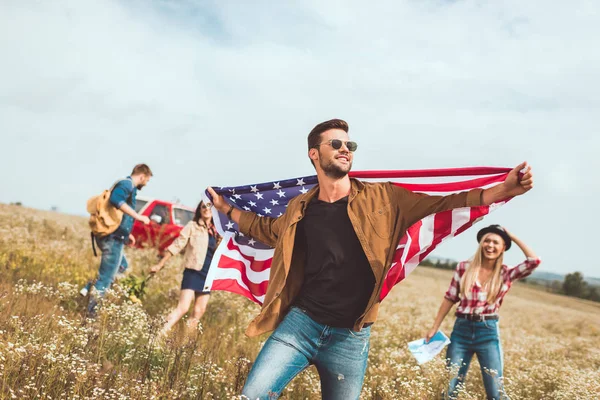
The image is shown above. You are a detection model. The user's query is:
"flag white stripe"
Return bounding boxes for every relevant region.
[451,207,473,234]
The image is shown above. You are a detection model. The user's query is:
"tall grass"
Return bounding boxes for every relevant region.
[0,203,599,399]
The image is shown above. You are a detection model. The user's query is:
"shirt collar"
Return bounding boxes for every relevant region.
[299,177,364,207]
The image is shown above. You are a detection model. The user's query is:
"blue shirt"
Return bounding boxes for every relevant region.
[109,177,137,239]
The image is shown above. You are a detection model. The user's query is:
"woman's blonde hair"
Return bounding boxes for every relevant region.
[460,233,505,304]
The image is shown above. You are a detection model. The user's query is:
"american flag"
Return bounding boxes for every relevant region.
[204,167,511,305]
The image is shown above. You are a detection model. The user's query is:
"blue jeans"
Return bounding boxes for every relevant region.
[242,307,371,400]
[445,318,506,400]
[87,234,128,314]
[82,257,128,293]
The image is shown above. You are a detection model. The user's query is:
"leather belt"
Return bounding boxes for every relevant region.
[456,313,499,322]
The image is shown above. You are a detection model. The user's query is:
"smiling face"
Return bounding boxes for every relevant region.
[194,201,213,224]
[480,233,506,261]
[310,128,354,179]
[200,202,212,220]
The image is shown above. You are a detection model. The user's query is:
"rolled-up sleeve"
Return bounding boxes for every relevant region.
[167,222,193,256]
[508,257,542,282]
[109,180,134,209]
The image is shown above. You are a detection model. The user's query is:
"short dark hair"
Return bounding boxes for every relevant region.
[307,119,349,150]
[131,164,153,177]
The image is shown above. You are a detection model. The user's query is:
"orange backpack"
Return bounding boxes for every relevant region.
[86,179,129,237]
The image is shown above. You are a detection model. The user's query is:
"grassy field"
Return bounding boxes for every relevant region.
[0,203,598,399]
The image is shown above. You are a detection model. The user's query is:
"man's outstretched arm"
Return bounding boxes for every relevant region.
[396,161,534,228]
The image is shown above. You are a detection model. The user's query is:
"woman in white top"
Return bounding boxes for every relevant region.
[150,201,221,334]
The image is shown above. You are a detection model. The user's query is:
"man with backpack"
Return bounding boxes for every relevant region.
[86,164,153,317]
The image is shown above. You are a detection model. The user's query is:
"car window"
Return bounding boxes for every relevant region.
[174,208,194,226]
[135,199,148,213]
[149,204,170,225]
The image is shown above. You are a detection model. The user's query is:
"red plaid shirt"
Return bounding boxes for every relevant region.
[444,257,541,315]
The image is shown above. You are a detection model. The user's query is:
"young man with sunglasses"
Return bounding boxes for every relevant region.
[207,119,534,399]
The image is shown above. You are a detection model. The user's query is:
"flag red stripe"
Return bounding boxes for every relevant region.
[216,255,269,296]
[391,174,508,192]
[210,279,263,305]
[350,167,511,179]
[379,265,405,301]
[403,225,423,269]
[226,239,272,272]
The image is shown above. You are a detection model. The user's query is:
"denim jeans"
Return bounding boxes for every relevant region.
[82,257,128,294]
[87,234,128,314]
[242,307,371,400]
[445,318,506,400]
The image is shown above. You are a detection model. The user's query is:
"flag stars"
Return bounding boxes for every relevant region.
[277,190,286,198]
[249,201,257,207]
[233,194,242,200]
[243,206,251,211]
[270,199,279,206]
[255,192,264,200]
[277,212,283,217]
[248,238,256,246]
[250,185,259,193]
[296,178,305,186]
[299,186,308,194]
[263,207,272,215]
[226,221,235,230]
[273,182,281,189]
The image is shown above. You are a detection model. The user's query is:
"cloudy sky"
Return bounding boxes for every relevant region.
[1,0,598,277]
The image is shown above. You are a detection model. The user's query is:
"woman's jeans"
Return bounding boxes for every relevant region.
[86,234,128,315]
[242,307,371,400]
[445,318,507,400]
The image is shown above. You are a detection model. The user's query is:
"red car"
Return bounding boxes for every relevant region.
[131,196,195,253]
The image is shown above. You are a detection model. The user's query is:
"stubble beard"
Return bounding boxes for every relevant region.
[319,155,352,179]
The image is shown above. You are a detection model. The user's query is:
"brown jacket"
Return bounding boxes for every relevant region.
[238,179,482,337]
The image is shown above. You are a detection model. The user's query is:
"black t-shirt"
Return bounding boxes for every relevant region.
[294,196,376,328]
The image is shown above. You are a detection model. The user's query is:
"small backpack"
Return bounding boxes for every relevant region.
[86,179,129,237]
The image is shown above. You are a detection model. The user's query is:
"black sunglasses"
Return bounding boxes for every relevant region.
[315,139,358,152]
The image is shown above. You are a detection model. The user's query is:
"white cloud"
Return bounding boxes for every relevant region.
[0,0,598,276]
